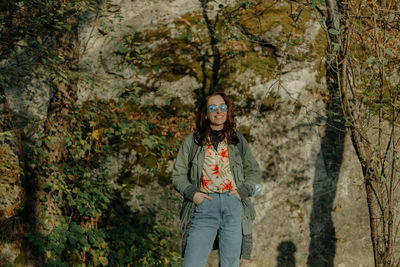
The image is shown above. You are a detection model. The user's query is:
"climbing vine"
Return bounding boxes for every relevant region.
[24,87,187,266]
[1,1,193,266]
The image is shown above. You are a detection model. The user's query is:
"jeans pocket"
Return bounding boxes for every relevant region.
[196,198,207,209]
[230,194,242,204]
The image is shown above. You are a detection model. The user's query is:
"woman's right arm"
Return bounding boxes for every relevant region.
[171,134,199,201]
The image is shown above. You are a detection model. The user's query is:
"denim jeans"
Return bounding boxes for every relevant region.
[183,192,243,267]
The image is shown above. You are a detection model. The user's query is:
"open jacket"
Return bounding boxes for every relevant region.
[171,133,261,259]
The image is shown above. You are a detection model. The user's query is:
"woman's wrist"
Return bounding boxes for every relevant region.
[183,185,200,202]
[237,184,252,200]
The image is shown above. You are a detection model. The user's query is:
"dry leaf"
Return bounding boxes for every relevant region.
[92,128,104,141]
[178,18,192,27]
[333,204,341,211]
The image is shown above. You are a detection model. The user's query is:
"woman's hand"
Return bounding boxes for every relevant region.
[193,192,212,204]
[228,189,242,201]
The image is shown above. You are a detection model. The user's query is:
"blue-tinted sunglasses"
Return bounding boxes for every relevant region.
[207,104,228,113]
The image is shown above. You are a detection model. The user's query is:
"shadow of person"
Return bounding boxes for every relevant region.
[277,241,296,267]
[307,62,345,267]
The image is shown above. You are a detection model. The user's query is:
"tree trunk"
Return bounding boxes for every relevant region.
[324,0,391,265]
[26,13,80,259]
[201,0,221,93]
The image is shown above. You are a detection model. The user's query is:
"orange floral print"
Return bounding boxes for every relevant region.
[205,145,212,157]
[201,174,212,190]
[220,179,233,191]
[200,139,236,193]
[218,148,228,162]
[210,164,220,176]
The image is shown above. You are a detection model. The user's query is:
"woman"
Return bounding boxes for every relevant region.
[172,92,261,267]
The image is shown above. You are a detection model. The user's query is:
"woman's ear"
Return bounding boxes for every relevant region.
[205,116,207,120]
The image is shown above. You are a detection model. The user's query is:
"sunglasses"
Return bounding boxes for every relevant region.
[207,104,228,113]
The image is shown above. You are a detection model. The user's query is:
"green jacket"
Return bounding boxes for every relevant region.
[171,133,261,259]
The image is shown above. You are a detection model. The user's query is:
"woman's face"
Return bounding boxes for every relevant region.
[206,95,227,130]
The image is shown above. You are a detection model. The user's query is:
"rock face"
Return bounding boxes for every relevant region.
[76,1,373,266]
[0,144,23,219]
[0,141,25,265]
[1,0,375,266]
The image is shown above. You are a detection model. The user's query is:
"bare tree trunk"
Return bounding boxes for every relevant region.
[323,0,397,265]
[325,0,340,30]
[201,0,221,94]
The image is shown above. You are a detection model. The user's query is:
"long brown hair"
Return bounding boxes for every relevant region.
[195,91,239,146]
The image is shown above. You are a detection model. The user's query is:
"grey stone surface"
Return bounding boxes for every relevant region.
[224,64,373,265]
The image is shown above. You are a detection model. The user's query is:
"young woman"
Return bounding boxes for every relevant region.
[172,92,261,267]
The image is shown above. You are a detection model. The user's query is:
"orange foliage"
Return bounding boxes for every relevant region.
[219,39,249,55]
[131,111,196,141]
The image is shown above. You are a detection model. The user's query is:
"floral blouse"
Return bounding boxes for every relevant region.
[200,139,237,193]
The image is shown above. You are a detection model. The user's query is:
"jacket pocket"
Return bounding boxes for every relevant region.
[249,201,256,220]
[242,198,256,221]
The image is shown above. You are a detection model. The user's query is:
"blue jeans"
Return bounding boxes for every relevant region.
[183,192,243,267]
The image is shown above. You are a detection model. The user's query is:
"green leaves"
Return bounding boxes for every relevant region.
[328,28,340,51]
[240,1,254,8]
[65,179,112,217]
[384,49,394,57]
[332,42,340,51]
[7,0,184,265]
[69,222,84,235]
[366,56,376,64]
[328,28,340,35]
[380,56,388,65]
[366,55,389,65]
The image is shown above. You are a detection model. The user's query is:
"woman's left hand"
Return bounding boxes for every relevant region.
[228,189,241,200]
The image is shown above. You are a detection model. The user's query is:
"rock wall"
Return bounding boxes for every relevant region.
[1,0,374,266]
[76,0,373,265]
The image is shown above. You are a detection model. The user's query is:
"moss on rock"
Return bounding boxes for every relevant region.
[0,143,23,220]
[237,125,254,143]
[260,92,279,113]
